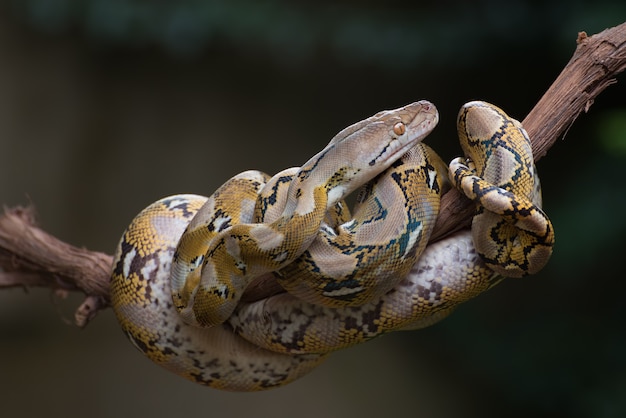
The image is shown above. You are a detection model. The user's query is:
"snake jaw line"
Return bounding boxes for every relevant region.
[385,101,439,159]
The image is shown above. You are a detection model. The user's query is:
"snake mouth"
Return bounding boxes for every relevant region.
[405,100,439,138]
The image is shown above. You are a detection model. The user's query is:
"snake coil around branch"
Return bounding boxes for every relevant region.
[0,22,625,328]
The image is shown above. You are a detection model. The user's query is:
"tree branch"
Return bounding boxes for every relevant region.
[2,23,626,326]
[0,207,111,326]
[429,23,626,241]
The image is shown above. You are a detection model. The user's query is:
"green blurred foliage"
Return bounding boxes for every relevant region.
[0,1,625,418]
[597,109,626,155]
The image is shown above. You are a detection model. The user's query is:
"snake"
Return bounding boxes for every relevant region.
[261,142,448,307]
[230,101,554,354]
[167,101,437,328]
[110,101,439,390]
[110,100,554,390]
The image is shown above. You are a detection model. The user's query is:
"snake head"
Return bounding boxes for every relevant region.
[329,100,439,153]
[363,100,439,166]
[315,100,439,205]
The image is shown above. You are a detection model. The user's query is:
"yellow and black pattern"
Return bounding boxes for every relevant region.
[230,231,502,354]
[110,195,327,391]
[449,101,554,277]
[272,143,448,307]
[110,100,554,390]
[167,101,439,328]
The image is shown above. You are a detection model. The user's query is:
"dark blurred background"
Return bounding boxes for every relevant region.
[0,1,625,417]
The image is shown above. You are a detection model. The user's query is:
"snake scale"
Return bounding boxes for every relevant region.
[110,100,554,391]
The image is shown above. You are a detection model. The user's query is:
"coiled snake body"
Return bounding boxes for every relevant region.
[110,101,554,391]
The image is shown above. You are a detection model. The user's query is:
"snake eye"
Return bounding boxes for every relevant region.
[393,122,406,136]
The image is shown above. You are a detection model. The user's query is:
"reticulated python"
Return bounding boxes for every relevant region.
[110,100,554,391]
